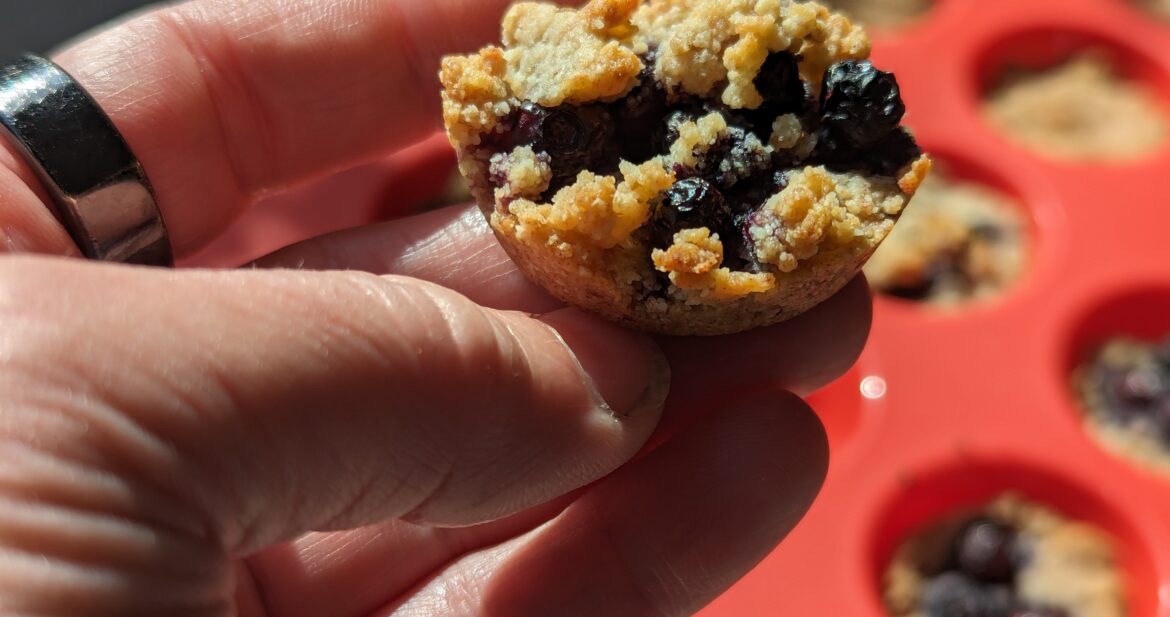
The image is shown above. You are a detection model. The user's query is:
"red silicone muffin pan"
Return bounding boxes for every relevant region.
[700,0,1170,615]
[183,0,1170,615]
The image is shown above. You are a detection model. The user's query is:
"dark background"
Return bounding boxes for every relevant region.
[1,1,156,58]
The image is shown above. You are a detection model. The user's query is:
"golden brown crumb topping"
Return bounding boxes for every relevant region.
[439,48,512,145]
[633,0,869,108]
[651,228,776,299]
[498,158,676,250]
[441,0,872,145]
[501,1,645,107]
[750,164,927,272]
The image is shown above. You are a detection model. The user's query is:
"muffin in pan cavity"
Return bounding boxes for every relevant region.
[884,494,1127,617]
[820,0,931,30]
[864,167,1027,306]
[984,53,1167,163]
[439,0,930,335]
[1075,335,1170,476]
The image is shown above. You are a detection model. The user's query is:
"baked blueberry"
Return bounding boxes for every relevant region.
[652,178,731,242]
[699,126,771,189]
[954,518,1020,583]
[820,59,906,147]
[612,53,669,162]
[755,52,806,110]
[921,572,1013,617]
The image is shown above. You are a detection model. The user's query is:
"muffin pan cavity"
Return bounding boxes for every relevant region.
[977,29,1170,163]
[1064,287,1170,478]
[871,462,1159,617]
[864,151,1031,309]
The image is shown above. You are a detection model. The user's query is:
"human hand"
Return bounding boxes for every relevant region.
[0,1,872,616]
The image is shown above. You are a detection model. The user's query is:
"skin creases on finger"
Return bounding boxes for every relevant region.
[0,257,667,568]
[240,496,576,617]
[377,391,829,617]
[255,204,562,315]
[259,203,873,399]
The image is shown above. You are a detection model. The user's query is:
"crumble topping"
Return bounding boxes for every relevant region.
[439,48,513,146]
[498,158,676,250]
[770,113,806,149]
[490,146,552,203]
[653,227,723,274]
[633,0,869,108]
[501,1,645,107]
[750,165,917,272]
[652,227,776,299]
[442,0,873,147]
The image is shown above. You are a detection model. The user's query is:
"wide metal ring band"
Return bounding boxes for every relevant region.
[0,53,172,266]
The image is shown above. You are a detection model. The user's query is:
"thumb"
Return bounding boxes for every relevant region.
[0,258,668,572]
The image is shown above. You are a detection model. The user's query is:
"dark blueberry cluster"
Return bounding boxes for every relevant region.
[493,102,619,198]
[479,50,919,271]
[646,56,919,254]
[611,51,670,163]
[651,178,731,240]
[1084,335,1170,445]
[811,60,921,177]
[756,51,808,111]
[918,518,1068,617]
[820,60,906,146]
[743,51,813,137]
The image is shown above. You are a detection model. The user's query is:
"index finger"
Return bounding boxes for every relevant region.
[1,0,573,256]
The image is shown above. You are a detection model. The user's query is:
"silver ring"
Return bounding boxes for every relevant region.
[0,53,172,266]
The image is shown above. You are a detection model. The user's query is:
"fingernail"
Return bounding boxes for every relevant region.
[542,309,671,417]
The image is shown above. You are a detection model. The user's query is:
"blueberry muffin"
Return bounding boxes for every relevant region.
[439,0,930,335]
[864,168,1027,305]
[1075,336,1170,475]
[984,54,1167,162]
[884,494,1127,617]
[821,0,931,29]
